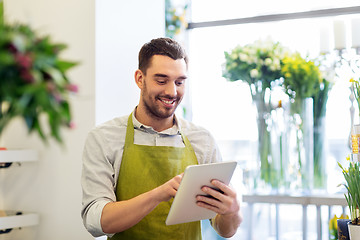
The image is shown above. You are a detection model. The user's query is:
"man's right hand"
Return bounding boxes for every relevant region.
[101,173,184,234]
[154,173,183,202]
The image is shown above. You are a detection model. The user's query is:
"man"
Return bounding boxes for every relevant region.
[81,37,242,239]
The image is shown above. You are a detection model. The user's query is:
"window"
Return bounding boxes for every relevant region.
[187,3,360,239]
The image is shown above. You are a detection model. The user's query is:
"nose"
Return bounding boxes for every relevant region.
[164,82,177,97]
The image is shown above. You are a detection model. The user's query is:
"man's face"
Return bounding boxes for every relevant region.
[139,55,187,120]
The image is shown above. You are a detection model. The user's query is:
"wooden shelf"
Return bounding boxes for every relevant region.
[0,149,38,163]
[0,211,39,230]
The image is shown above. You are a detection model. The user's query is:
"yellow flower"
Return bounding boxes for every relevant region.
[329,214,339,231]
[330,214,350,239]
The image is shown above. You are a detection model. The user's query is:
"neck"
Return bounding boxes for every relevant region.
[134,106,175,132]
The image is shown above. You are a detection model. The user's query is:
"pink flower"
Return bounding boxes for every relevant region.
[68,121,76,129]
[66,84,78,93]
[15,53,32,69]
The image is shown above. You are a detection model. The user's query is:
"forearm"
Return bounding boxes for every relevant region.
[101,188,161,234]
[100,174,181,234]
[212,211,242,238]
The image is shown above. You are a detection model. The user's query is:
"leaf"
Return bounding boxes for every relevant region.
[56,60,78,72]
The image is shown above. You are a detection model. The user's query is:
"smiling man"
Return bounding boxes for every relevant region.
[81,38,242,240]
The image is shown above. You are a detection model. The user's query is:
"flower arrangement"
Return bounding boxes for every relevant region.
[223,39,334,191]
[281,53,327,190]
[223,38,288,89]
[0,21,78,144]
[338,156,360,225]
[223,39,289,189]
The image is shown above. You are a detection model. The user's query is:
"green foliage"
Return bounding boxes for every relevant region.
[351,78,360,115]
[338,159,360,225]
[0,22,78,144]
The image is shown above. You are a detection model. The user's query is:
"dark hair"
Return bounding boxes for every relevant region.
[138,37,188,74]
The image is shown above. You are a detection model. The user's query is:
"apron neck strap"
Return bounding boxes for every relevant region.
[126,112,189,146]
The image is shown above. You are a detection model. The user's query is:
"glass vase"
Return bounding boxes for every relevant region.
[313,116,327,190]
[286,97,314,193]
[251,81,284,192]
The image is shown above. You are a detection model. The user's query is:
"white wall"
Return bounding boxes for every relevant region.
[1,0,95,239]
[1,0,164,239]
[96,0,165,124]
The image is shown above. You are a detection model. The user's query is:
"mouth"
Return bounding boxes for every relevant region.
[159,98,176,107]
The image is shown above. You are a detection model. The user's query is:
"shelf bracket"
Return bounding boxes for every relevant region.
[0,162,12,169]
[0,212,22,234]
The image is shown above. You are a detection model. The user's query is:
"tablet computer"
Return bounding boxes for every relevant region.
[165,161,237,225]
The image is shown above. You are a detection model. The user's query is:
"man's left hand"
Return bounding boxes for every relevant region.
[196,179,242,238]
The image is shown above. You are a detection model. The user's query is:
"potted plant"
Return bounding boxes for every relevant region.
[0,3,78,144]
[338,156,360,239]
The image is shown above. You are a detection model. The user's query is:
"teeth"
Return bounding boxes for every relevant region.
[161,99,174,104]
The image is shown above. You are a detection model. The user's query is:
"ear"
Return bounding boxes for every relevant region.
[134,69,145,89]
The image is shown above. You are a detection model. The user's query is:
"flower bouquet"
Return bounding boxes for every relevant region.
[281,52,322,191]
[223,38,289,189]
[0,19,78,143]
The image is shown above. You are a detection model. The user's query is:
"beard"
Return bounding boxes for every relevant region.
[141,81,183,120]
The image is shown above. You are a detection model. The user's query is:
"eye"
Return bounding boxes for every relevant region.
[156,79,167,85]
[175,80,185,86]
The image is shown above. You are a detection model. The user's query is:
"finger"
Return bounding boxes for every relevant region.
[174,173,184,183]
[196,194,220,207]
[196,196,224,214]
[201,186,224,202]
[210,180,234,196]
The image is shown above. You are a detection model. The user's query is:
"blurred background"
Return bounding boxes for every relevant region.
[1,0,360,239]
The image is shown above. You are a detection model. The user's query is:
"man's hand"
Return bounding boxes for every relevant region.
[196,180,242,238]
[101,173,184,234]
[154,173,183,202]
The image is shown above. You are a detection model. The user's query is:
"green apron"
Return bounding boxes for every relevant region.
[109,113,201,240]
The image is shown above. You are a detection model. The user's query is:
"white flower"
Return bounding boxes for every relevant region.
[270,58,281,71]
[250,69,259,78]
[264,58,272,66]
[239,53,248,62]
